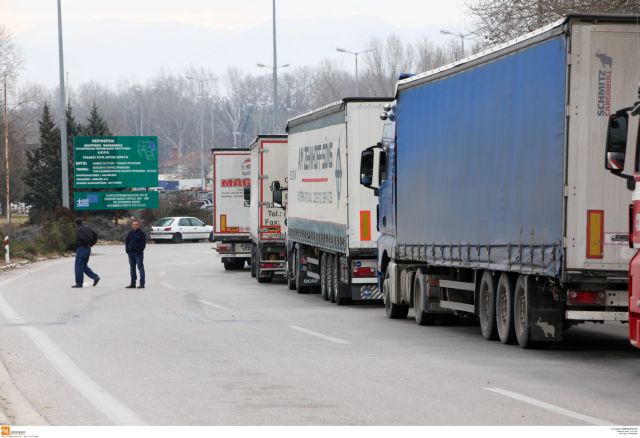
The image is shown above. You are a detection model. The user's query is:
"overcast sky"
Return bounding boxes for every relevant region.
[1,0,471,87]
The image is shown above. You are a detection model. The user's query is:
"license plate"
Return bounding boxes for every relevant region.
[237,243,252,253]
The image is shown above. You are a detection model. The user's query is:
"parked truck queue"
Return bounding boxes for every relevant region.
[211,13,640,350]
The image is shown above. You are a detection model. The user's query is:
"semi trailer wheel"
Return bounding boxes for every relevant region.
[320,253,329,301]
[514,275,534,348]
[479,271,498,340]
[496,273,516,344]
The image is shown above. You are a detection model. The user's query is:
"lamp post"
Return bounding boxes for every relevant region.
[440,29,473,59]
[132,86,144,136]
[257,63,289,133]
[186,76,212,189]
[57,0,69,208]
[336,47,373,97]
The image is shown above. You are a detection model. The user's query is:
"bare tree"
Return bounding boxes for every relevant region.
[362,34,414,97]
[466,0,640,44]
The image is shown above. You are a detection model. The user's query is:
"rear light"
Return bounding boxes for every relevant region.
[260,262,284,269]
[218,244,231,253]
[164,227,172,231]
[567,290,606,306]
[428,278,440,287]
[352,267,376,278]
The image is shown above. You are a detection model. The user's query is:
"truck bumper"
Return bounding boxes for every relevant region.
[565,311,628,321]
[349,282,383,301]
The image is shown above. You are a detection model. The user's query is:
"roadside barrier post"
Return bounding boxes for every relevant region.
[3,236,9,264]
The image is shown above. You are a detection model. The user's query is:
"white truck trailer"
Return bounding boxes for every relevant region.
[212,149,252,270]
[246,135,288,283]
[280,98,392,304]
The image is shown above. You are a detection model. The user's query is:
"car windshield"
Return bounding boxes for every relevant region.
[154,218,174,227]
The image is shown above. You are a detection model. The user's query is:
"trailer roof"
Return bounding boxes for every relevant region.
[285,97,393,133]
[397,13,640,93]
[249,134,287,149]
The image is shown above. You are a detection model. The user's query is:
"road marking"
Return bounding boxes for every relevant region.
[0,265,145,425]
[199,299,234,313]
[288,325,350,345]
[162,282,176,290]
[485,387,614,426]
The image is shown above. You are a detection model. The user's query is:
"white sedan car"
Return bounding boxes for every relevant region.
[150,217,213,243]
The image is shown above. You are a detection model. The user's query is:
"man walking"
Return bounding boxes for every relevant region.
[125,219,146,289]
[72,218,100,288]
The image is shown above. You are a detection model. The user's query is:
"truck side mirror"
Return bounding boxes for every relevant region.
[243,186,251,202]
[605,112,629,172]
[271,180,281,191]
[273,189,283,208]
[360,149,375,187]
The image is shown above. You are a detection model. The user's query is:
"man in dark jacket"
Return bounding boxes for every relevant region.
[125,219,146,289]
[72,218,100,288]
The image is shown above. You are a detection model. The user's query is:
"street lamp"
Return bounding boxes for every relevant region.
[440,29,473,59]
[57,0,69,208]
[336,47,373,97]
[186,75,213,189]
[257,62,290,134]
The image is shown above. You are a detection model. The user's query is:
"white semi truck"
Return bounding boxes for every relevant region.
[211,149,252,270]
[277,98,392,304]
[246,135,289,283]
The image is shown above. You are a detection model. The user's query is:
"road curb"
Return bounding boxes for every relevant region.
[0,352,47,425]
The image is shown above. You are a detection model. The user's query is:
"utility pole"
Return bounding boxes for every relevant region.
[57,0,69,208]
[3,81,9,224]
[272,0,278,134]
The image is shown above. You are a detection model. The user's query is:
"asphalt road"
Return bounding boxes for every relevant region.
[0,243,637,426]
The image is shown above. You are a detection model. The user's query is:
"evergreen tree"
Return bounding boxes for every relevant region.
[22,103,63,215]
[66,104,82,203]
[82,101,111,136]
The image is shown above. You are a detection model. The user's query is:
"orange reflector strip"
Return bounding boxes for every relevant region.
[360,210,371,241]
[586,210,604,259]
[220,214,227,232]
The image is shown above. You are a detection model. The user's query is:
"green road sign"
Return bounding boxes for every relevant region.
[74,192,159,211]
[74,136,159,188]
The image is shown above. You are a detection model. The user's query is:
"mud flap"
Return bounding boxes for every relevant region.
[629,251,640,348]
[527,278,563,342]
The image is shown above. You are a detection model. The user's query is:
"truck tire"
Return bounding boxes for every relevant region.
[320,253,329,301]
[328,254,336,302]
[479,271,498,341]
[295,249,310,294]
[514,275,534,348]
[250,244,257,278]
[333,255,351,305]
[414,273,436,326]
[383,270,408,319]
[496,273,516,344]
[287,248,297,290]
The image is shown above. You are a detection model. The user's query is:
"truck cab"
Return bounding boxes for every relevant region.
[605,91,640,348]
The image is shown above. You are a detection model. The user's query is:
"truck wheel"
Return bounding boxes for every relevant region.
[171,233,182,244]
[295,249,309,294]
[479,271,498,340]
[414,273,436,326]
[496,273,516,344]
[333,255,350,305]
[328,255,336,302]
[514,275,534,348]
[250,244,257,278]
[383,270,408,319]
[287,248,297,290]
[320,253,329,301]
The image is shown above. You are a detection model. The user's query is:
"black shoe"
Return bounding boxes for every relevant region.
[125,284,136,289]
[137,284,145,289]
[93,277,100,287]
[71,285,82,288]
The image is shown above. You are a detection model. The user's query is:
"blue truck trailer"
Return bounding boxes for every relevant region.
[360,14,639,348]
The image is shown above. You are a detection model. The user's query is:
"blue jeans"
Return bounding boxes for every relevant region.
[75,246,99,286]
[128,252,145,285]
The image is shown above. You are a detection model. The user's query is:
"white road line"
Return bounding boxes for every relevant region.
[162,282,176,290]
[288,325,350,345]
[199,299,234,313]
[0,265,145,425]
[485,387,615,426]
